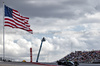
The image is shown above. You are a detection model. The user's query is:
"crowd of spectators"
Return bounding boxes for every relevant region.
[62,50,100,63]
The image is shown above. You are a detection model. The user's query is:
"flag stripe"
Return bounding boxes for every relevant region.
[13,9,19,13]
[13,17,25,25]
[4,5,33,34]
[13,12,20,17]
[5,17,27,28]
[13,14,23,21]
[5,21,17,28]
[4,24,15,28]
[5,18,33,34]
[5,21,25,29]
[5,22,29,30]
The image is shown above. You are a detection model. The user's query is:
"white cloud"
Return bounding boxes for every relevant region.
[0,0,100,62]
[86,13,100,19]
[1,16,100,62]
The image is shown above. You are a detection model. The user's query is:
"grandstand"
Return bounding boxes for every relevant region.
[60,50,100,63]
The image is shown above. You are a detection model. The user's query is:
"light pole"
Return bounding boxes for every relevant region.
[36,37,46,62]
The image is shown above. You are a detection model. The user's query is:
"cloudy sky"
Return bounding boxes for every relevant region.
[0,0,100,62]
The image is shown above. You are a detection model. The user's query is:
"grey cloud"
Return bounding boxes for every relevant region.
[0,0,98,19]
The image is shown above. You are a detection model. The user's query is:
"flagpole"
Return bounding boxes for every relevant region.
[3,2,5,61]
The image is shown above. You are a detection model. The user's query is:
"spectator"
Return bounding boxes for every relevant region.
[60,50,100,63]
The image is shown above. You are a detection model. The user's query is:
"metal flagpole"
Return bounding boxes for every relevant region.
[3,2,5,61]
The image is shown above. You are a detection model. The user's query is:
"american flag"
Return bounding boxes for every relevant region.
[4,5,33,34]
